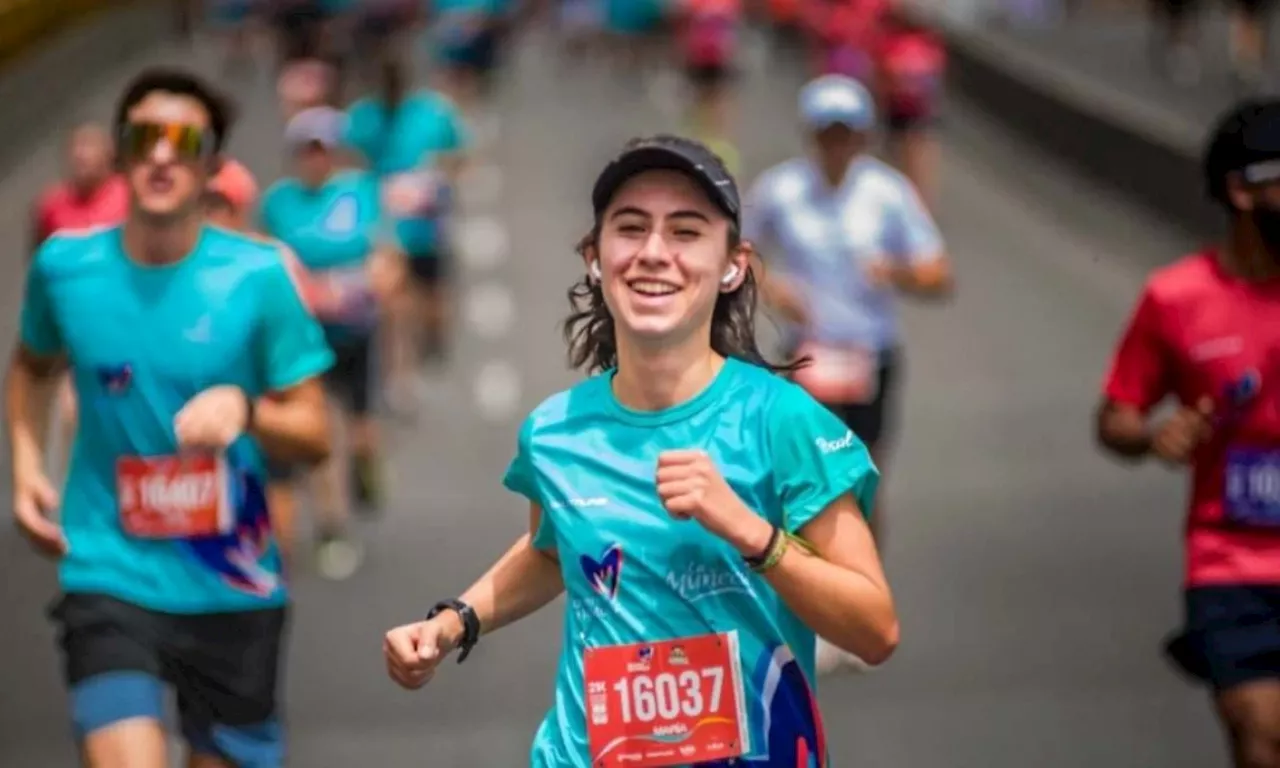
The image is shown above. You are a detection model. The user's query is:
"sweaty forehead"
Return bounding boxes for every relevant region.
[608,169,719,219]
[127,92,211,128]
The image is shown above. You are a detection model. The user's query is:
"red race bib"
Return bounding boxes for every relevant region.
[117,454,234,539]
[584,631,750,768]
[793,342,879,404]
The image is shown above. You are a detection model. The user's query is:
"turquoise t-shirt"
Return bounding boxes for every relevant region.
[344,90,469,257]
[260,170,385,336]
[503,357,879,767]
[20,226,334,614]
[605,0,665,33]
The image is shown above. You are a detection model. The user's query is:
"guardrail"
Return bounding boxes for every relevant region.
[0,0,136,71]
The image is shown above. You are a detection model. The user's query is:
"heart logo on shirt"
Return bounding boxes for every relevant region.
[580,544,623,600]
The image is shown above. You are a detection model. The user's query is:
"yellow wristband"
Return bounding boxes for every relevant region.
[754,531,789,573]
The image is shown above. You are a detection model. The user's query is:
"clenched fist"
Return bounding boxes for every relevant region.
[174,386,251,451]
[1152,397,1215,466]
[384,617,458,691]
[656,450,770,556]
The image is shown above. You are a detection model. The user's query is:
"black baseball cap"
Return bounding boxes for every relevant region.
[591,136,741,227]
[1206,100,1280,202]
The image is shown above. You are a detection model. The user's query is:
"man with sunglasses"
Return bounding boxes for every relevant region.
[1096,99,1280,768]
[7,67,334,768]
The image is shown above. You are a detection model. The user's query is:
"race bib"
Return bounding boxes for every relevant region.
[584,631,750,767]
[1224,448,1280,527]
[117,454,234,539]
[792,342,879,404]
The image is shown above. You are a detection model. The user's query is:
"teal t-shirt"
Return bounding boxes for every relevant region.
[20,226,334,614]
[344,90,469,257]
[503,357,879,767]
[260,170,385,336]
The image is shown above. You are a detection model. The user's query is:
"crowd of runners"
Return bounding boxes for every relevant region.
[5,1,1280,767]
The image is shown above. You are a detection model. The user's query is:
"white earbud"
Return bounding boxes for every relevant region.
[721,265,740,286]
[589,261,602,281]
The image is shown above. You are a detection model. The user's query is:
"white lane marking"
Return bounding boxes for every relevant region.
[456,216,510,271]
[464,281,516,339]
[459,164,505,209]
[473,360,522,421]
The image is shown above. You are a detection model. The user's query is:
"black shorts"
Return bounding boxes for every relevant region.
[686,61,734,88]
[815,347,901,450]
[887,111,940,134]
[51,593,287,763]
[324,333,376,415]
[408,250,451,288]
[1166,585,1280,691]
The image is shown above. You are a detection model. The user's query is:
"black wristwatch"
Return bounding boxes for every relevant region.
[427,599,481,663]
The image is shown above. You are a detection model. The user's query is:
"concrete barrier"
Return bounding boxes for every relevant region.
[936,23,1221,241]
[0,0,167,173]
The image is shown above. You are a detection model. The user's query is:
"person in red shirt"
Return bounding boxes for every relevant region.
[1097,100,1280,768]
[30,123,129,483]
[873,4,944,209]
[31,123,128,253]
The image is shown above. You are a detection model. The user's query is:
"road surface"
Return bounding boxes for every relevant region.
[0,18,1226,767]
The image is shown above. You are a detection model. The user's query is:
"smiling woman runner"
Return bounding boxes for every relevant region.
[384,135,899,768]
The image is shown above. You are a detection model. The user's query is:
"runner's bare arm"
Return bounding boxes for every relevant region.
[435,503,565,647]
[1095,399,1154,459]
[893,254,952,297]
[760,494,899,665]
[251,378,331,464]
[751,253,809,325]
[6,346,64,477]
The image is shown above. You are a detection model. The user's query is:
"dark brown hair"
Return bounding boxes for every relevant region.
[563,138,804,375]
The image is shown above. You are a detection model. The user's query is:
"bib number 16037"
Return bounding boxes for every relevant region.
[584,631,749,767]
[610,667,724,724]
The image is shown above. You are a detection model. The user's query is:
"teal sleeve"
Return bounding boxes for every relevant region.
[502,416,556,550]
[259,187,281,239]
[343,103,379,165]
[767,384,880,532]
[19,247,64,356]
[257,257,335,392]
[441,103,470,152]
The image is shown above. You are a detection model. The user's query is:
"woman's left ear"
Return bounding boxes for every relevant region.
[720,242,752,293]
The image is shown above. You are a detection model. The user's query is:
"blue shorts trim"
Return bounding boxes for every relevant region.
[71,671,165,738]
[186,719,284,768]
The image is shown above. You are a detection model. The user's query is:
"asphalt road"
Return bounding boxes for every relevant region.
[0,16,1229,768]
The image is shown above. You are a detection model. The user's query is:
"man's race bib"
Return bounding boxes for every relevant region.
[117,454,234,539]
[584,631,750,767]
[792,342,879,405]
[318,265,378,328]
[1224,448,1280,527]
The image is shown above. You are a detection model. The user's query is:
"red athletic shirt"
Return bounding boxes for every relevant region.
[1103,250,1280,587]
[33,175,128,245]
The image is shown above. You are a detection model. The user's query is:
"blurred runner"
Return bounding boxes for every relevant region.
[262,106,404,580]
[8,67,332,768]
[1096,100,1280,768]
[805,0,886,84]
[345,56,470,411]
[209,0,261,76]
[557,0,605,61]
[430,0,513,116]
[745,75,950,547]
[208,156,261,230]
[384,134,898,766]
[602,0,670,72]
[351,0,420,91]
[677,0,744,175]
[30,124,129,486]
[873,3,944,208]
[273,0,343,114]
